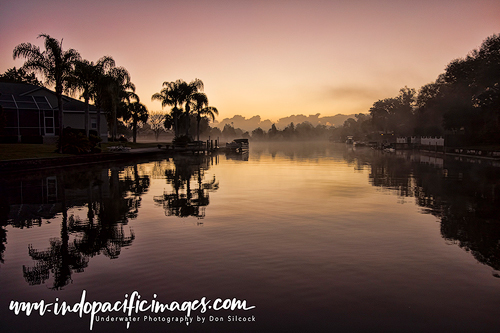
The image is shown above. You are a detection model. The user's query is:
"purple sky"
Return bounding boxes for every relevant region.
[1,0,499,121]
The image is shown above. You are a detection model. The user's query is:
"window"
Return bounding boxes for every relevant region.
[44,116,54,134]
[46,177,57,202]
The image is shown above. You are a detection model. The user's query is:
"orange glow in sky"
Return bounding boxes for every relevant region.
[1,0,499,122]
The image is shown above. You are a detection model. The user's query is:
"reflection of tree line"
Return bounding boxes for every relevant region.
[0,163,150,289]
[153,155,219,220]
[0,199,7,265]
[0,155,218,288]
[251,142,342,162]
[347,149,500,274]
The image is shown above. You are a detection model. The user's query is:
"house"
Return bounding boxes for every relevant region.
[0,82,108,143]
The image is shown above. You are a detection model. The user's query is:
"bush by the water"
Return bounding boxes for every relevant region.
[173,135,192,147]
[57,128,101,154]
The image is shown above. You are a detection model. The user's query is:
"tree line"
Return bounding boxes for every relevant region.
[335,34,500,146]
[194,34,500,144]
[1,34,219,151]
[4,33,499,147]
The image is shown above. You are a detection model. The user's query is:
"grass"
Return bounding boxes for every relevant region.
[0,141,172,161]
[0,143,69,161]
[100,141,168,150]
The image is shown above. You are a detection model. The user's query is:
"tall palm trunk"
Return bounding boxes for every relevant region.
[132,119,137,143]
[84,97,90,137]
[112,102,117,141]
[197,116,201,142]
[57,90,64,154]
[97,107,101,140]
[174,116,178,138]
[185,114,191,137]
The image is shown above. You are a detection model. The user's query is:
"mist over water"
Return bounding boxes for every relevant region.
[1,142,499,332]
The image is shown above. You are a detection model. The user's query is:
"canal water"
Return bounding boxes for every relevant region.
[1,142,499,332]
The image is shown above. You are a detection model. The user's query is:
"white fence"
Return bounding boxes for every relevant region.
[397,136,444,146]
[421,137,444,146]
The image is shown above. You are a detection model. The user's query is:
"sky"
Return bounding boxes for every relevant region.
[1,0,499,122]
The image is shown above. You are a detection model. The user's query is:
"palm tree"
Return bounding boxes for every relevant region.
[67,59,93,137]
[188,92,218,141]
[197,107,219,142]
[67,56,115,138]
[90,57,116,138]
[182,79,204,137]
[151,78,204,138]
[122,99,149,143]
[152,80,184,138]
[0,67,43,86]
[13,34,81,152]
[102,67,137,141]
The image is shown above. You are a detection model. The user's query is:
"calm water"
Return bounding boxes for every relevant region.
[1,142,499,332]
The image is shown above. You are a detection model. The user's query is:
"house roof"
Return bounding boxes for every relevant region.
[0,81,42,96]
[0,82,99,112]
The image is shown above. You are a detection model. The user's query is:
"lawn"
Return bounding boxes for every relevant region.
[100,141,168,150]
[0,141,171,161]
[0,143,69,161]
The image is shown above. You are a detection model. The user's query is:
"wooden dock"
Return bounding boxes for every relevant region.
[157,138,249,155]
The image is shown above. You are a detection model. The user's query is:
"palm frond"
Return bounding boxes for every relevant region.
[12,43,42,60]
[97,56,115,71]
[190,78,204,91]
[201,106,219,121]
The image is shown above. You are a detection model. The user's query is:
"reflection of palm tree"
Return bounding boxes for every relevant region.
[71,214,135,260]
[131,165,150,196]
[22,162,150,288]
[13,34,81,153]
[100,168,140,222]
[23,213,89,289]
[23,175,88,290]
[70,165,145,259]
[154,155,218,220]
[0,186,9,265]
[0,227,6,264]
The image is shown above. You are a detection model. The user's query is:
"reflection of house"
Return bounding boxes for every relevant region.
[0,82,108,143]
[395,136,445,150]
[5,170,111,227]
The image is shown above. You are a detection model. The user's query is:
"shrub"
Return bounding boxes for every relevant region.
[173,135,192,147]
[57,128,92,154]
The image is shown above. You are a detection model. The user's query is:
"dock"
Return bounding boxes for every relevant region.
[157,138,249,155]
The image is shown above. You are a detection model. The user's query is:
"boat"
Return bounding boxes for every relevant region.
[223,138,249,154]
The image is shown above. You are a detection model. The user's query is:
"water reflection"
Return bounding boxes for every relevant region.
[252,142,334,161]
[23,204,90,289]
[225,150,249,161]
[346,147,500,275]
[0,154,219,288]
[249,143,500,276]
[1,144,499,288]
[153,154,219,220]
[0,161,150,288]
